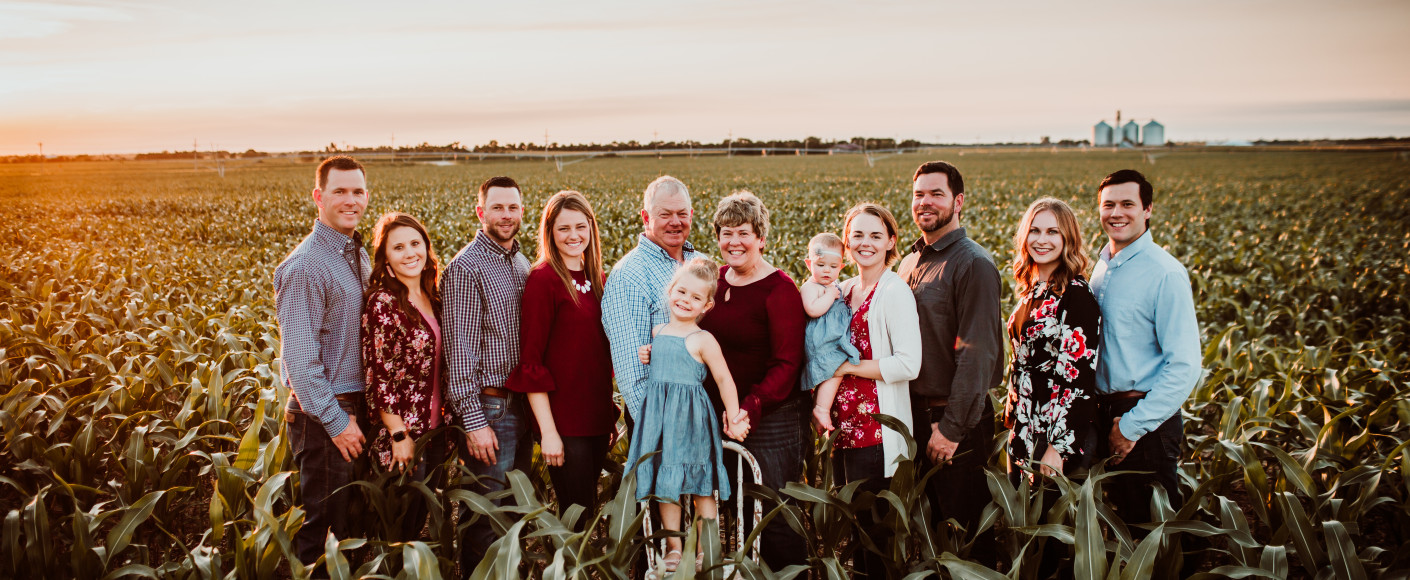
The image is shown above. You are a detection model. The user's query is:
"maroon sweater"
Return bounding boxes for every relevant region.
[700,267,807,425]
[506,263,616,437]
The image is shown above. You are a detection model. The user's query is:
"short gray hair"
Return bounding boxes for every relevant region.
[643,175,690,212]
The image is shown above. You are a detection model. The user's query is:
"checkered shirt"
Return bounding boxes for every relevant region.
[443,230,531,432]
[601,234,697,421]
[274,219,371,437]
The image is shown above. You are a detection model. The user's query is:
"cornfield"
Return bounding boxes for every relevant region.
[1,150,1407,578]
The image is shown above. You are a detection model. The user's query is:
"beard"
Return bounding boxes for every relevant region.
[486,221,521,244]
[918,201,957,233]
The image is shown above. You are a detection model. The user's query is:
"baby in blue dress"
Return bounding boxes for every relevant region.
[799,233,861,433]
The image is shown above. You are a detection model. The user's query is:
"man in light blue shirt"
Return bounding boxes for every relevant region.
[1089,169,1201,531]
[601,176,697,423]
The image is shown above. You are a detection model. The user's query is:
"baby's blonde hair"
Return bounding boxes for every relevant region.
[665,257,720,315]
[807,232,844,258]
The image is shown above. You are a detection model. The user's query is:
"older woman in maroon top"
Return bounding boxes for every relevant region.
[698,191,808,569]
[362,212,448,542]
[507,191,616,514]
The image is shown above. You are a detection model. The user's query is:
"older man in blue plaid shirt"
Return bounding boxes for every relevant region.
[602,176,697,423]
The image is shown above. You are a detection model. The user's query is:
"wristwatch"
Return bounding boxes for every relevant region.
[391,430,408,442]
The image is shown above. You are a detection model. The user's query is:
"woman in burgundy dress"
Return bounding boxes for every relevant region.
[697,191,809,569]
[361,212,448,541]
[506,190,616,514]
[820,203,922,579]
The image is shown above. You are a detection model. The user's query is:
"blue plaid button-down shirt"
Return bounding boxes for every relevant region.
[443,231,531,432]
[274,219,371,437]
[601,234,696,421]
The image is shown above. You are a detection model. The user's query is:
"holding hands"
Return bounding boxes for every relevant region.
[723,410,751,441]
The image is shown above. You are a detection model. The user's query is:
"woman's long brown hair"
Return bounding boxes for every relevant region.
[367,212,442,320]
[535,191,604,304]
[1010,197,1091,296]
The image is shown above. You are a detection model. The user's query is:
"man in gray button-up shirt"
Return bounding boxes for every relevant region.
[896,161,1004,564]
[273,156,377,571]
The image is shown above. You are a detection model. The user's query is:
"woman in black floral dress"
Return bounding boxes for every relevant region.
[1005,198,1101,483]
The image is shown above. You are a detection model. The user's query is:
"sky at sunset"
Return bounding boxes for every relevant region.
[2,0,1408,155]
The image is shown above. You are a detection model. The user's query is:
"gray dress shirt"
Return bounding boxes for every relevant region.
[896,227,1005,442]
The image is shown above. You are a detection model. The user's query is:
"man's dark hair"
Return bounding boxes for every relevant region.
[912,161,965,195]
[1098,169,1154,228]
[316,155,365,190]
[478,176,520,206]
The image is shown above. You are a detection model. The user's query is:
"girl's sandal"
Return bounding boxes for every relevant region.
[695,552,705,572]
[662,549,683,573]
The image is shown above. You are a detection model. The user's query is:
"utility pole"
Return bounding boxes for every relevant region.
[38,142,43,172]
[727,130,733,158]
[194,138,199,170]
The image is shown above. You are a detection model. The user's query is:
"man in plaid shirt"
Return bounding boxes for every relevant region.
[442,176,532,571]
[274,156,376,575]
[601,176,697,424]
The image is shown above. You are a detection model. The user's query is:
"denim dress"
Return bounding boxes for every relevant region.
[800,297,862,390]
[626,332,731,501]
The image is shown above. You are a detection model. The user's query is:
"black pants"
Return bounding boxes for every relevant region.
[547,433,611,518]
[912,398,997,565]
[1096,396,1183,532]
[286,397,375,575]
[833,445,889,579]
[736,397,810,569]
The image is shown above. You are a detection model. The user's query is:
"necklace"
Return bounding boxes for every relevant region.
[573,277,592,294]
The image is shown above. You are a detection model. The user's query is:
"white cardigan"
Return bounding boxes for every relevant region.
[839,270,923,477]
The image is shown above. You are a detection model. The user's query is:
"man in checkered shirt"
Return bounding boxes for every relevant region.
[442,176,532,571]
[601,176,697,424]
[274,156,376,574]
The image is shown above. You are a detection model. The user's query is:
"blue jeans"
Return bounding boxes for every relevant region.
[737,396,809,569]
[285,397,374,576]
[459,392,531,572]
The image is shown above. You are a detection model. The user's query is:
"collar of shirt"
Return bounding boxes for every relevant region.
[472,229,521,259]
[909,226,968,255]
[635,233,695,263]
[1099,229,1155,269]
[311,219,363,254]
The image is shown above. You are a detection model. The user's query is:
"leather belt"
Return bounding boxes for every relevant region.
[1098,390,1146,402]
[918,396,949,408]
[334,393,367,405]
[480,386,510,399]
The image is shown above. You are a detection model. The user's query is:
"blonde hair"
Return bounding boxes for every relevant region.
[665,257,720,317]
[1010,197,1091,295]
[534,190,604,304]
[842,203,902,266]
[807,232,844,256]
[712,191,770,240]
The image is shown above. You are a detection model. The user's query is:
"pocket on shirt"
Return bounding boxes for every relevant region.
[917,284,954,321]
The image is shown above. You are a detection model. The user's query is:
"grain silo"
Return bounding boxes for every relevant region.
[1122,121,1140,145]
[1093,121,1113,146]
[1143,120,1165,146]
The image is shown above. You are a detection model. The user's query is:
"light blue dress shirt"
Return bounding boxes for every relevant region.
[601,234,696,421]
[1090,230,1201,441]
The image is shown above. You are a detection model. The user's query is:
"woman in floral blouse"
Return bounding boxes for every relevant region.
[361,212,447,541]
[1005,198,1101,483]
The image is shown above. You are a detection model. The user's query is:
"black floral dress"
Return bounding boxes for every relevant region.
[1004,277,1101,480]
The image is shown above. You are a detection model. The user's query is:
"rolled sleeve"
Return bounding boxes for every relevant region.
[602,273,651,420]
[442,263,488,431]
[938,259,1004,442]
[275,263,349,437]
[1119,269,1201,441]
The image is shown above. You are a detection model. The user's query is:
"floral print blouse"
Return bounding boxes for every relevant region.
[834,284,882,449]
[1004,277,1101,474]
[362,288,445,467]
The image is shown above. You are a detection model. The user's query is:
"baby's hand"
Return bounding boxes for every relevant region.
[637,344,652,365]
[825,284,840,302]
[811,404,835,434]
